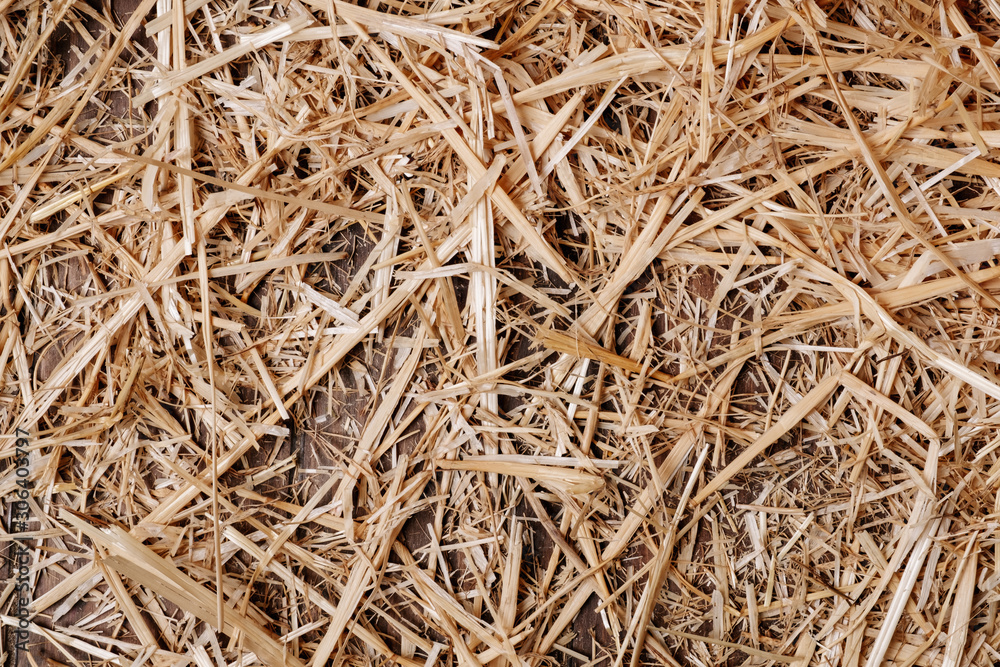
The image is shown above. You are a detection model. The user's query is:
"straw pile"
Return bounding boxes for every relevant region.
[6,0,1000,664]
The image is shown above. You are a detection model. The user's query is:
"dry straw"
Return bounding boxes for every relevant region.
[3,0,1000,664]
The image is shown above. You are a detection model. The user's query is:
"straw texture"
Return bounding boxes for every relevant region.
[5,0,1000,665]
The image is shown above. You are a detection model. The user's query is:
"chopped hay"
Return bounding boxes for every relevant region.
[3,0,1000,665]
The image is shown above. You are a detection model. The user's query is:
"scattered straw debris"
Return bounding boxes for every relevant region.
[5,0,1000,664]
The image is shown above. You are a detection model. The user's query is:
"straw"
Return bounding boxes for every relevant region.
[8,0,1000,664]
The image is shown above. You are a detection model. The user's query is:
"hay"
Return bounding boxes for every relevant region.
[4,0,1000,664]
